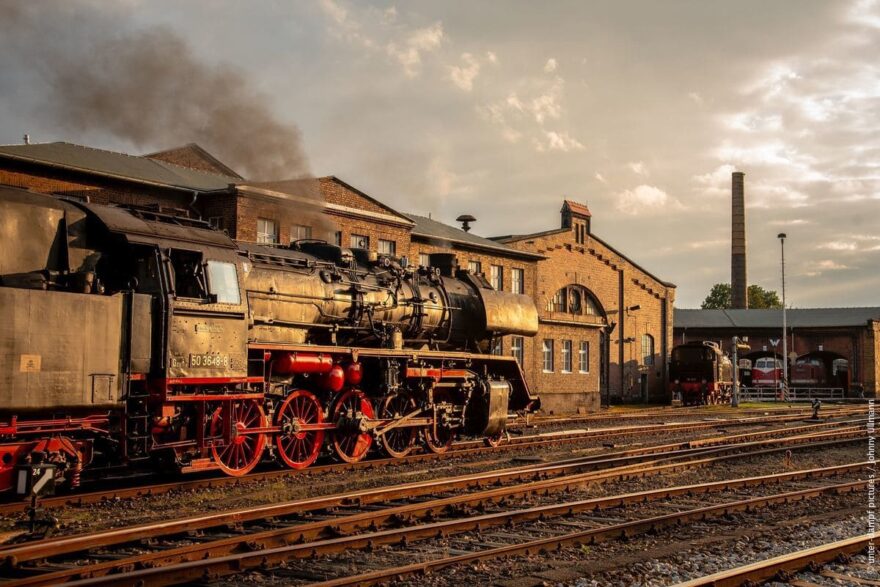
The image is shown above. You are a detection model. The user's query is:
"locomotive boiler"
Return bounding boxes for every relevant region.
[0,186,539,492]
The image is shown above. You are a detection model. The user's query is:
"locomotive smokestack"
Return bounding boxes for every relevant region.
[731,171,748,309]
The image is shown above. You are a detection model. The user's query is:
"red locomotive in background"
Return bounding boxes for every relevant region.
[0,186,540,493]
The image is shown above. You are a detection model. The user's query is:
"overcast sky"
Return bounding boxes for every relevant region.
[1,0,878,308]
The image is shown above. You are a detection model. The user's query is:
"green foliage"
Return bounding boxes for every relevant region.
[701,283,731,309]
[747,284,782,309]
[700,283,782,309]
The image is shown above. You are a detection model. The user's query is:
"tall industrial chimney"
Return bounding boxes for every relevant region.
[731,171,748,309]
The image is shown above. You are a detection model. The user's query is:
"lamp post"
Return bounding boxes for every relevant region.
[778,233,788,397]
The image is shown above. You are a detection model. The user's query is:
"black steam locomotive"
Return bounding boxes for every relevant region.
[668,341,733,405]
[0,186,539,492]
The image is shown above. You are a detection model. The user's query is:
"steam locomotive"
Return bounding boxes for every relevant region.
[668,341,733,405]
[0,186,539,493]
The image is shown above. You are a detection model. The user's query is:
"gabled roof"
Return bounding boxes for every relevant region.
[675,307,880,329]
[320,176,414,224]
[494,228,675,288]
[405,213,544,260]
[0,142,236,193]
[143,143,243,179]
[562,199,591,217]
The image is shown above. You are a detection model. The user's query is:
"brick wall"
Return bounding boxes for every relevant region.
[504,216,675,407]
[0,166,194,212]
[676,325,878,395]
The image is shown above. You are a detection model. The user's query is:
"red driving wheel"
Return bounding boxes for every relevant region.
[379,393,418,458]
[209,399,267,476]
[275,389,325,469]
[423,419,455,454]
[331,389,375,463]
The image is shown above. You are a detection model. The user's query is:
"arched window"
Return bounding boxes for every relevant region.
[641,334,655,366]
[546,285,601,317]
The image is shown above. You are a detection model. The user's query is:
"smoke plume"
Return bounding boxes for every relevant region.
[1,2,309,182]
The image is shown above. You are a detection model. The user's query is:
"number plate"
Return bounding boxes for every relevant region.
[189,353,230,369]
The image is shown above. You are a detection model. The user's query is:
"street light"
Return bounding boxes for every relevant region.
[778,233,788,397]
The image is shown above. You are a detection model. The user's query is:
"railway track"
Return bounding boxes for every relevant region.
[674,533,876,586]
[0,427,867,585]
[7,460,867,586]
[0,407,865,517]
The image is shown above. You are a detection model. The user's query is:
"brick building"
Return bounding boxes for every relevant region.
[675,308,880,395]
[0,140,674,412]
[495,201,676,411]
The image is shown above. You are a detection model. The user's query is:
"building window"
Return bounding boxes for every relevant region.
[575,222,586,244]
[491,338,503,356]
[511,336,524,366]
[468,260,482,274]
[207,216,223,230]
[334,231,342,246]
[419,253,431,267]
[351,234,370,249]
[490,265,503,290]
[511,268,524,294]
[257,218,278,244]
[561,340,573,373]
[579,341,590,373]
[546,285,600,316]
[642,334,655,366]
[542,339,554,373]
[378,239,396,255]
[549,289,567,313]
[291,224,312,243]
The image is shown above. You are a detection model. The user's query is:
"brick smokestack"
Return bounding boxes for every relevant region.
[731,171,748,309]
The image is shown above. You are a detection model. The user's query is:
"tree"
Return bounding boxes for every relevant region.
[748,284,782,309]
[700,283,782,309]
[701,283,731,309]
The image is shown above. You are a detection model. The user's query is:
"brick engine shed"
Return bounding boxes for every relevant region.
[0,140,675,413]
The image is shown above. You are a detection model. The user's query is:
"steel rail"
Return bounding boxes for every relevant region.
[8,461,869,586]
[0,409,863,517]
[0,430,865,568]
[672,533,875,587]
[304,481,868,587]
[62,480,868,586]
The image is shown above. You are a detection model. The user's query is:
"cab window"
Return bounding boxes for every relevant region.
[169,249,207,299]
[206,260,241,304]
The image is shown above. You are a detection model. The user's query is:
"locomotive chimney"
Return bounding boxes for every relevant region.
[731,171,748,309]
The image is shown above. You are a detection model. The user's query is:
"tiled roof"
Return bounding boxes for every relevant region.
[675,307,880,329]
[563,199,591,217]
[0,142,236,192]
[404,213,544,259]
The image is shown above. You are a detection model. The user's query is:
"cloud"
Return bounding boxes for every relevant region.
[448,52,480,91]
[534,130,584,152]
[805,259,852,276]
[386,22,444,77]
[818,240,858,251]
[688,92,704,106]
[615,184,678,215]
[544,58,558,73]
[478,74,579,151]
[595,172,607,184]
[486,51,498,64]
[628,161,649,176]
[768,218,811,226]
